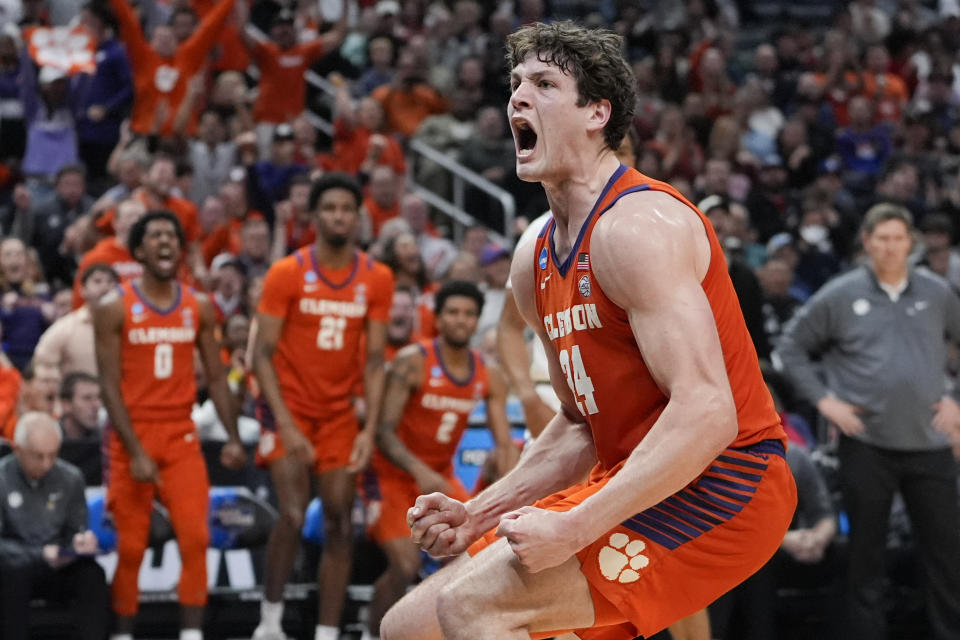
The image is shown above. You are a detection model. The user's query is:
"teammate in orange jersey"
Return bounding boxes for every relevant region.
[382,22,797,640]
[92,211,247,640]
[251,173,394,640]
[363,280,518,640]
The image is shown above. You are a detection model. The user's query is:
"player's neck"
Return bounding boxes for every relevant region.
[544,153,621,257]
[137,274,178,306]
[437,339,470,373]
[313,240,355,269]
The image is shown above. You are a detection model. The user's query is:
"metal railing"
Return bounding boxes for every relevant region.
[303,72,516,246]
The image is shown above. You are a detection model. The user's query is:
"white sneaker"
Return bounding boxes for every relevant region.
[251,625,287,640]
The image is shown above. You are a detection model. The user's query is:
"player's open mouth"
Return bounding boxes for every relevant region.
[514,119,538,157]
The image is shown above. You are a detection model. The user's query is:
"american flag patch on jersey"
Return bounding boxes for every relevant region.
[577,253,590,270]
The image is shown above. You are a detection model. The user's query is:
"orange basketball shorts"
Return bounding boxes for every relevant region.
[468,439,797,640]
[255,399,359,474]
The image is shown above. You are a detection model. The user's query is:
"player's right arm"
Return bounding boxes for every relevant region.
[409,238,598,557]
[496,291,553,437]
[91,290,157,483]
[375,346,450,494]
[251,312,314,464]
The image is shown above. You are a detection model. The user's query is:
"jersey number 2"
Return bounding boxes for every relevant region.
[317,316,347,350]
[436,411,458,443]
[154,343,173,379]
[559,346,598,415]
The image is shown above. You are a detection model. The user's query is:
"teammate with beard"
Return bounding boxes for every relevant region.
[251,173,394,640]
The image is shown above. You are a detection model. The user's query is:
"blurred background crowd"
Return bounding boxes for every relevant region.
[1,0,960,638]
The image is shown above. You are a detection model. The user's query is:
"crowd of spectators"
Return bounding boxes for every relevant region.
[0,0,959,637]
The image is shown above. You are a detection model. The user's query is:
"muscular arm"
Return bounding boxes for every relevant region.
[374,347,431,477]
[485,365,521,476]
[196,294,240,442]
[561,193,738,547]
[92,292,145,458]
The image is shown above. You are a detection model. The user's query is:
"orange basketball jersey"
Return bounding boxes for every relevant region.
[533,164,784,472]
[373,338,489,477]
[119,281,199,422]
[258,248,394,418]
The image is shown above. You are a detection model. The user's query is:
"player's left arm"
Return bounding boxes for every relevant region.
[196,293,247,469]
[485,364,521,477]
[498,191,738,571]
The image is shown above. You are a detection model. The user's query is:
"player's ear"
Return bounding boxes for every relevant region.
[586,98,612,135]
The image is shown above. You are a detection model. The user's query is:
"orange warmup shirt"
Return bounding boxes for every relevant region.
[323,118,407,176]
[257,248,394,418]
[371,84,448,138]
[250,38,326,124]
[362,195,399,238]
[109,0,235,137]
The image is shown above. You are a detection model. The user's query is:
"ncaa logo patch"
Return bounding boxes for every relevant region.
[431,365,443,378]
[578,275,591,298]
[305,270,318,283]
[538,248,548,270]
[131,302,146,322]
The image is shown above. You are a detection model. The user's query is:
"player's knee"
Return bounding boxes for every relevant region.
[322,507,352,543]
[279,504,306,531]
[177,527,209,560]
[379,595,422,640]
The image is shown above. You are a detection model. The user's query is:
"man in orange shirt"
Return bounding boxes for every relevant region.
[362,166,401,240]
[252,173,394,640]
[243,2,349,147]
[93,210,246,640]
[108,0,236,137]
[372,48,448,138]
[72,198,145,308]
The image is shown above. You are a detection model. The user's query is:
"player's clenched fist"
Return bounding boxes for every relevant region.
[407,493,475,557]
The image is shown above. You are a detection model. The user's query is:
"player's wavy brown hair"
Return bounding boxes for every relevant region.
[506,21,636,151]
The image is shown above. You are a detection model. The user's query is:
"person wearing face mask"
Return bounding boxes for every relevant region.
[776,203,960,640]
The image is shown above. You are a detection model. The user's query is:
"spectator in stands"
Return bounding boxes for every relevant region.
[242,1,348,148]
[75,1,133,193]
[0,236,51,369]
[189,109,235,204]
[918,212,960,292]
[746,153,791,243]
[776,203,960,639]
[203,180,258,264]
[35,263,117,377]
[412,87,479,198]
[209,253,246,324]
[57,371,103,486]
[26,164,93,288]
[384,284,417,361]
[871,158,925,219]
[835,95,893,188]
[247,124,308,216]
[20,55,80,182]
[0,412,108,640]
[399,193,456,279]
[16,360,60,420]
[862,44,908,124]
[271,174,315,257]
[363,165,402,241]
[756,257,801,344]
[355,34,396,97]
[72,198,144,308]
[107,0,235,137]
[99,145,148,208]
[372,46,447,138]
[237,216,272,280]
[327,74,406,178]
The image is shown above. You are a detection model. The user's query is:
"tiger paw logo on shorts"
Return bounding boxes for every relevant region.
[598,532,649,584]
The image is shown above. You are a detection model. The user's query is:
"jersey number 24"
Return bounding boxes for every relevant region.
[558,346,598,415]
